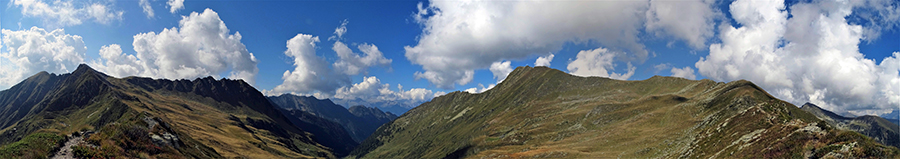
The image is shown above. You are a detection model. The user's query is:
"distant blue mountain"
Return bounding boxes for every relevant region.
[882,109,900,125]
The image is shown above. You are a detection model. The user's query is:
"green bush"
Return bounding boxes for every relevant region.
[72,144,116,158]
[0,132,65,159]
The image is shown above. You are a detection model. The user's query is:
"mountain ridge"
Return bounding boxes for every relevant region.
[0,64,337,158]
[350,66,897,158]
[268,94,398,143]
[801,102,900,148]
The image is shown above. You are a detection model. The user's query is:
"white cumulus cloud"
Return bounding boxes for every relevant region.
[405,0,719,89]
[645,0,719,49]
[464,83,495,94]
[333,76,441,106]
[490,61,513,82]
[567,47,635,80]
[267,34,348,96]
[0,27,86,89]
[12,0,123,27]
[332,42,391,75]
[406,0,651,89]
[92,9,259,85]
[534,53,554,67]
[696,0,900,115]
[670,66,696,80]
[167,0,185,13]
[267,20,394,96]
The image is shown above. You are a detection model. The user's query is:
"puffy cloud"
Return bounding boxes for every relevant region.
[139,0,155,18]
[332,42,391,75]
[92,9,259,85]
[330,20,391,75]
[91,44,142,77]
[465,61,511,94]
[670,66,696,80]
[332,76,441,108]
[696,0,900,115]
[464,83,495,94]
[0,27,86,89]
[268,34,348,96]
[414,70,474,89]
[267,20,394,96]
[12,0,123,27]
[489,61,513,81]
[645,0,718,49]
[534,53,554,67]
[405,0,652,89]
[567,47,635,80]
[168,0,185,13]
[405,0,721,88]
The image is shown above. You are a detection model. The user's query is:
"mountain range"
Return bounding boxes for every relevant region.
[801,103,899,148]
[0,65,896,158]
[268,94,398,143]
[0,64,335,158]
[349,66,898,158]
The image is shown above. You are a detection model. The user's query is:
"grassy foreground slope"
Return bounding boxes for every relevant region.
[0,64,334,158]
[350,66,897,158]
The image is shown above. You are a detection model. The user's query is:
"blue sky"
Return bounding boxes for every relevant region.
[1,0,898,116]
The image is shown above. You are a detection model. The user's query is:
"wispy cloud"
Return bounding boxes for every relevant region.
[12,0,123,27]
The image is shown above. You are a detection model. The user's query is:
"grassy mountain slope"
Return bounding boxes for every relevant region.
[0,64,335,158]
[802,103,900,148]
[349,66,897,158]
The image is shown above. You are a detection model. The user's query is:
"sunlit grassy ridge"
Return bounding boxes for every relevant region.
[0,64,335,158]
[350,66,897,158]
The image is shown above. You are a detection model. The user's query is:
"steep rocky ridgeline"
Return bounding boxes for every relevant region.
[0,64,336,158]
[349,66,898,158]
[801,103,900,148]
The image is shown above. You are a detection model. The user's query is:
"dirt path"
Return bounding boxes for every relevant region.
[50,135,83,159]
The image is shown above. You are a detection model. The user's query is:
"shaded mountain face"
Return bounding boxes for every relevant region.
[349,66,898,158]
[882,110,900,125]
[332,98,412,115]
[278,108,357,157]
[268,95,398,143]
[801,103,900,148]
[348,105,398,124]
[883,110,900,119]
[0,64,335,158]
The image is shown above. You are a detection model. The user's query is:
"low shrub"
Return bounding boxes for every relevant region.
[0,132,65,159]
